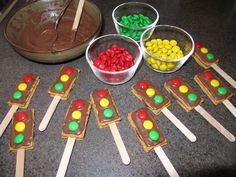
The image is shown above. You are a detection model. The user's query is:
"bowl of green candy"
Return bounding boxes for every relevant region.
[112,2,159,42]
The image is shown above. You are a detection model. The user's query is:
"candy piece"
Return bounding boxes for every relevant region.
[90,89,121,128]
[164,77,203,112]
[61,99,91,139]
[10,109,34,151]
[128,107,167,152]
[131,80,171,115]
[48,66,80,100]
[7,74,40,108]
[194,70,233,105]
[192,41,219,68]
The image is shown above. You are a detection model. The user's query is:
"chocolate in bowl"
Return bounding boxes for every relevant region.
[4,0,102,63]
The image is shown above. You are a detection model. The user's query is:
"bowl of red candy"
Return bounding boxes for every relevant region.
[86,34,142,84]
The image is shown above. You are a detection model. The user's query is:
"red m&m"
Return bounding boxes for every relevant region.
[74,100,84,109]
[195,41,203,49]
[64,67,74,75]
[171,78,181,86]
[203,71,214,80]
[23,75,33,83]
[138,81,149,89]
[97,90,107,98]
[137,110,148,120]
[16,112,27,121]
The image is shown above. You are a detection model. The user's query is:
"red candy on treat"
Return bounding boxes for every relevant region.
[23,75,33,83]
[16,112,27,121]
[65,67,74,75]
[137,110,148,120]
[203,70,214,80]
[138,81,149,89]
[171,78,181,86]
[195,41,203,49]
[74,100,84,109]
[97,90,107,98]
[93,45,134,72]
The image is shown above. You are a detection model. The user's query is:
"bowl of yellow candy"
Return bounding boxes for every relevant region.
[140,25,194,73]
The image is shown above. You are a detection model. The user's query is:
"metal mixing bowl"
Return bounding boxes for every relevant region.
[4,0,102,63]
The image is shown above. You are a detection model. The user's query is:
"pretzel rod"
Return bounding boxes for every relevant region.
[211,64,236,89]
[154,146,180,177]
[109,122,130,165]
[72,0,85,30]
[56,137,76,177]
[0,105,19,137]
[162,108,197,142]
[15,149,25,177]
[223,100,236,118]
[39,96,61,131]
[195,105,235,142]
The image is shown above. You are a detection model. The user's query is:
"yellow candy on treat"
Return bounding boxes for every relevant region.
[163,39,169,45]
[170,40,177,46]
[160,64,167,71]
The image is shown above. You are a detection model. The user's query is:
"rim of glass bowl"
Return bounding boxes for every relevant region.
[112,2,159,31]
[86,34,142,74]
[140,25,195,62]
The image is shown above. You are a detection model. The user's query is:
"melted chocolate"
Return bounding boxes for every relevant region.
[7,74,40,108]
[165,76,203,111]
[62,99,91,139]
[194,70,233,104]
[48,66,79,100]
[132,80,170,114]
[91,89,121,127]
[10,109,34,151]
[130,108,167,148]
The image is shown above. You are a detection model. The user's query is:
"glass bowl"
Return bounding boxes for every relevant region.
[86,34,142,85]
[140,25,195,73]
[112,2,159,42]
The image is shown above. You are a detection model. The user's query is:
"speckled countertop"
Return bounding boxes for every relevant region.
[0,0,236,177]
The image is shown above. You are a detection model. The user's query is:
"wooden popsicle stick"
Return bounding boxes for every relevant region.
[154,146,180,177]
[72,0,85,30]
[0,105,19,137]
[56,137,76,177]
[223,100,236,118]
[195,105,235,142]
[15,149,25,177]
[211,64,236,89]
[162,108,197,142]
[109,122,130,165]
[39,95,61,131]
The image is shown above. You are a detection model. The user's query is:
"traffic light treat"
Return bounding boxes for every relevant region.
[193,41,219,68]
[128,107,167,152]
[10,109,34,151]
[90,89,121,128]
[194,70,233,105]
[61,99,91,139]
[48,66,80,100]
[164,76,203,112]
[8,74,40,108]
[131,80,171,115]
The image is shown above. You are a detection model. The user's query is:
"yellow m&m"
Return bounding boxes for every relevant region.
[143,120,153,130]
[179,85,189,93]
[210,79,220,87]
[15,122,25,132]
[18,83,27,91]
[72,110,82,119]
[200,48,208,54]
[100,98,109,107]
[146,88,155,97]
[60,74,69,82]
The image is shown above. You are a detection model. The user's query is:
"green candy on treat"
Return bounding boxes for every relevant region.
[54,82,64,91]
[154,95,164,104]
[119,13,153,41]
[103,108,113,119]
[149,130,160,141]
[217,86,227,95]
[187,93,198,102]
[68,121,79,132]
[14,133,25,144]
[207,53,214,60]
[13,91,22,100]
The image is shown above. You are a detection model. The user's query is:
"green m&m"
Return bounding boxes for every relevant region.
[68,121,79,132]
[14,133,25,144]
[103,108,113,119]
[54,82,64,91]
[154,95,164,104]
[217,87,227,95]
[187,93,198,102]
[206,53,214,60]
[13,91,22,100]
[149,130,160,141]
